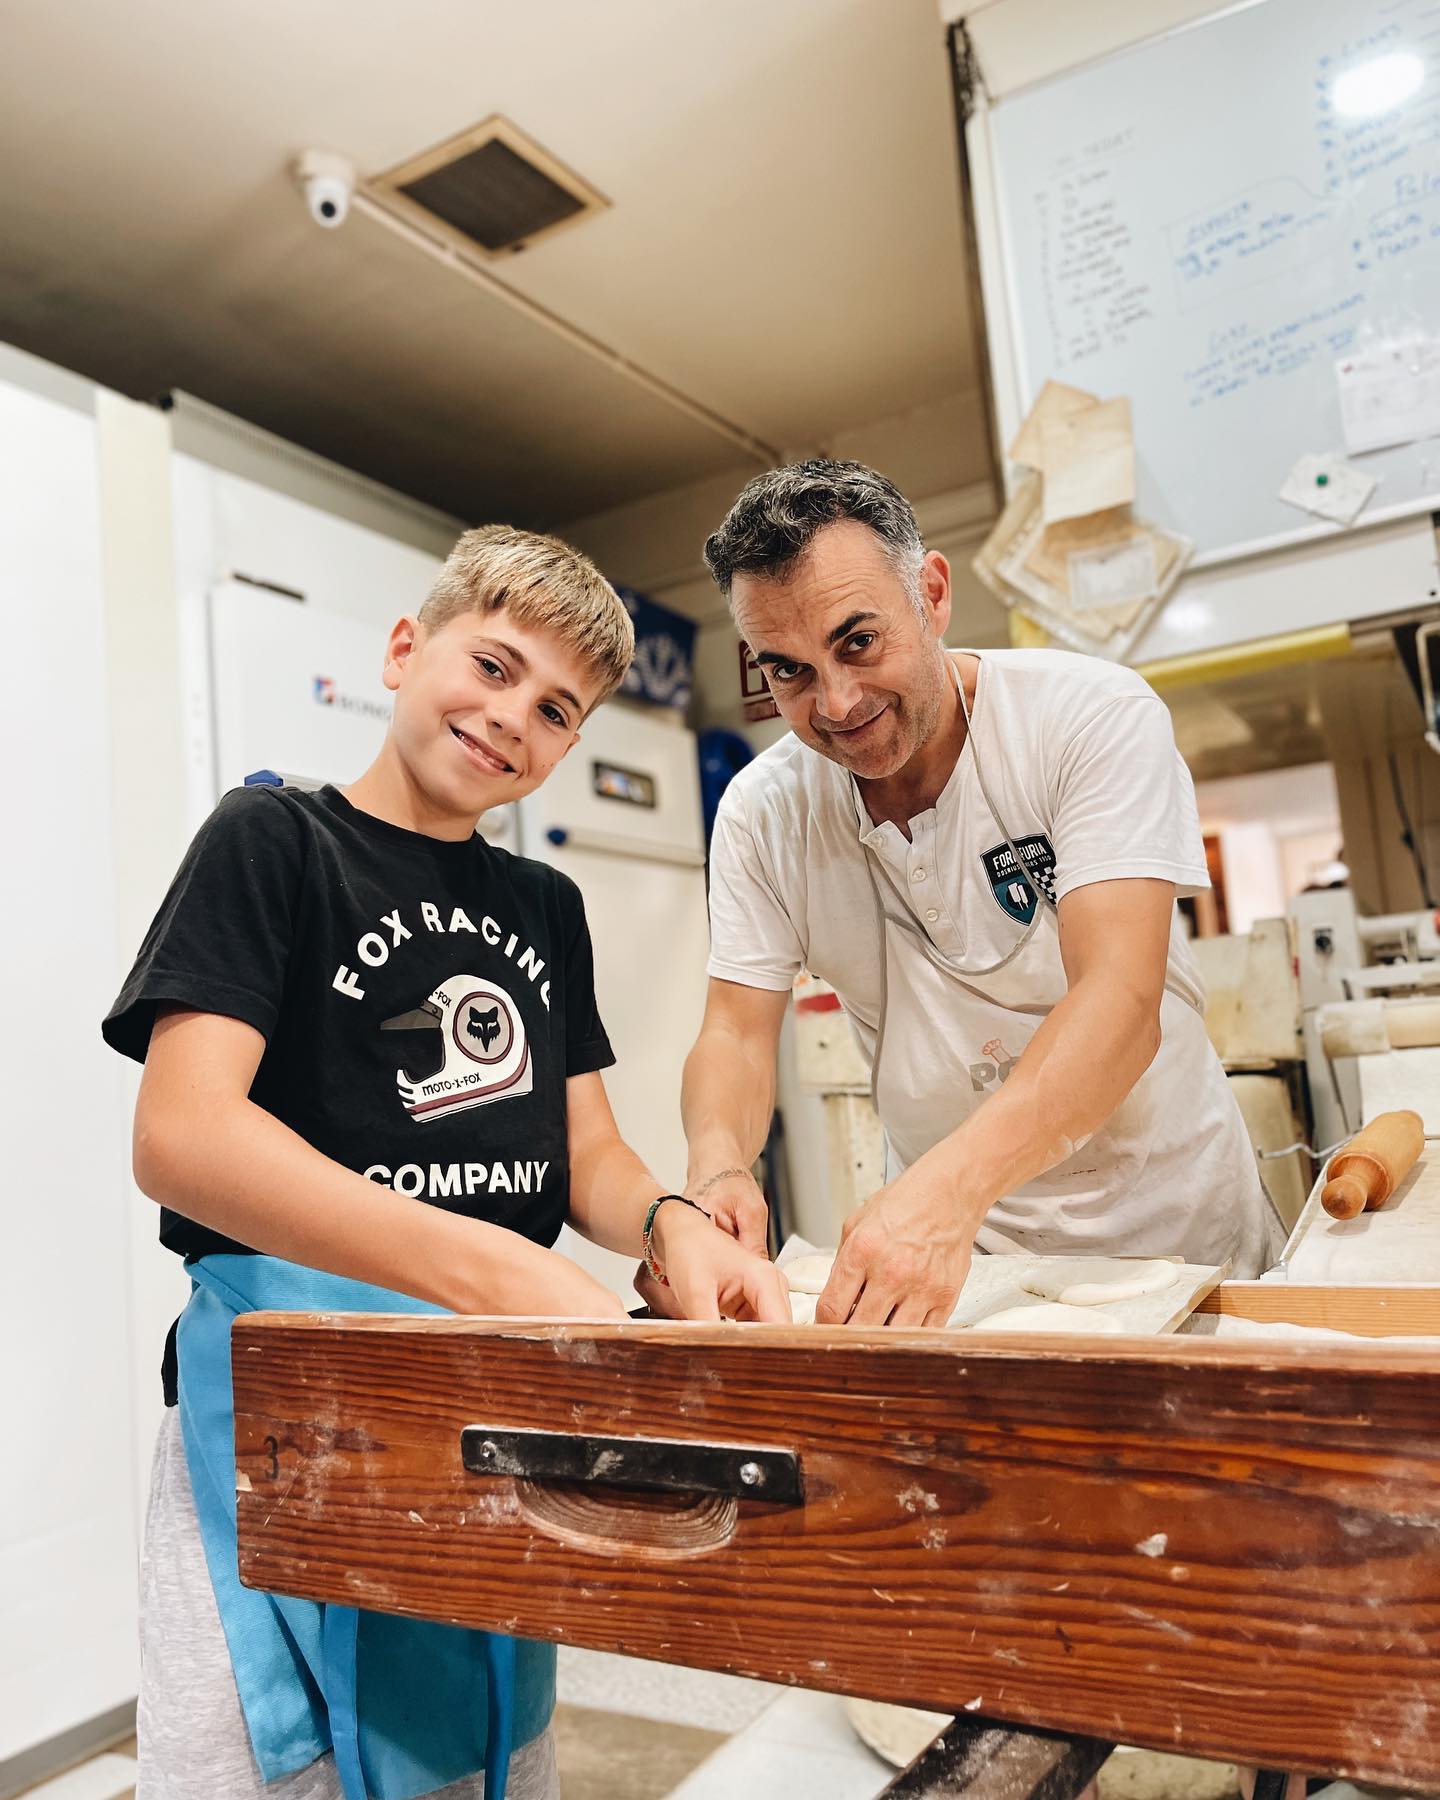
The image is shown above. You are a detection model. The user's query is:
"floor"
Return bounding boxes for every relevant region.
[12,1659,1253,1800]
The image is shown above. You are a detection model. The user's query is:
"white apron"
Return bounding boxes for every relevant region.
[855,668,1284,1277]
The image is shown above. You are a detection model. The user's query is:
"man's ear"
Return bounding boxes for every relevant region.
[920,551,952,640]
[382,617,421,692]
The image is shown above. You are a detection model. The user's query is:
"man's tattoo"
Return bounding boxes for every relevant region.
[694,1166,751,1199]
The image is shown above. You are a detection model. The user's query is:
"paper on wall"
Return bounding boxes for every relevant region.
[1025,506,1138,588]
[1278,452,1377,525]
[1067,537,1159,612]
[1027,510,1180,606]
[989,483,1146,637]
[1336,337,1440,457]
[973,470,1043,595]
[1008,379,1100,471]
[973,472,1191,660]
[1040,396,1136,524]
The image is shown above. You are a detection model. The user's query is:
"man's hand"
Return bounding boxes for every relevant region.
[688,1166,770,1254]
[816,1160,982,1328]
[635,1201,791,1323]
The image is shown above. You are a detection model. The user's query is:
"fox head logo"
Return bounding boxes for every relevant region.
[381,976,532,1123]
[467,1004,502,1051]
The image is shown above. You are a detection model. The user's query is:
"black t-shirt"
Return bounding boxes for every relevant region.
[103,784,614,1262]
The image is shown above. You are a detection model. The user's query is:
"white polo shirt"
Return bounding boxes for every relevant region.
[707,648,1280,1276]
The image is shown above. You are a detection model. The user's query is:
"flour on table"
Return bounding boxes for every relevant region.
[1021,1257,1178,1307]
[973,1302,1126,1335]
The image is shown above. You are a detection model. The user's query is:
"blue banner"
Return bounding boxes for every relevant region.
[616,586,696,710]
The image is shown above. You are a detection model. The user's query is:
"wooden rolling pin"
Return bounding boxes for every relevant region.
[1321,1110,1426,1219]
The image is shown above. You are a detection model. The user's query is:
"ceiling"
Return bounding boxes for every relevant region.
[0,0,985,526]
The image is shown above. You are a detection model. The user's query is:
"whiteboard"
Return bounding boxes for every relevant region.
[981,0,1440,563]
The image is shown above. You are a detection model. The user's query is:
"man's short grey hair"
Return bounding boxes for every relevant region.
[703,459,925,604]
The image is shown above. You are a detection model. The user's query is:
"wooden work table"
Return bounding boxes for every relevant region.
[232,1292,1440,1792]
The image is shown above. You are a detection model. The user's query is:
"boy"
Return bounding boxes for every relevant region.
[104,525,789,1800]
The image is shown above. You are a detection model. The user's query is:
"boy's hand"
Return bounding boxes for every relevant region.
[687,1166,770,1255]
[643,1202,791,1323]
[489,1237,629,1321]
[539,1263,632,1321]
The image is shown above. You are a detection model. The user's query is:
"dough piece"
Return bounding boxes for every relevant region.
[1021,1257,1178,1307]
[974,1302,1125,1335]
[783,1252,836,1295]
[788,1291,819,1325]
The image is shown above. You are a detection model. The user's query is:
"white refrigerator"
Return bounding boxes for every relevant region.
[519,707,711,1299]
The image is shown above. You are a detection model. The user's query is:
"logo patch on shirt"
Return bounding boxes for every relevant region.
[381,973,533,1122]
[980,835,1057,924]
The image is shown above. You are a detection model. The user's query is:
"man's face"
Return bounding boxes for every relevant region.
[384,607,599,818]
[732,521,954,781]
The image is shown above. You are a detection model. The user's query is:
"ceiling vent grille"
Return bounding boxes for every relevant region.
[372,116,608,258]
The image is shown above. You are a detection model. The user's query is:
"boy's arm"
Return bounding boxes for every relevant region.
[678,979,789,1254]
[565,1070,791,1323]
[136,1008,626,1318]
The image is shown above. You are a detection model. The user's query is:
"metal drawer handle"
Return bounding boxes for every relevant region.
[460,1425,804,1505]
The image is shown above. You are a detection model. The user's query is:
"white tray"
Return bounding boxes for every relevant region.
[778,1239,1224,1336]
[1278,1145,1440,1285]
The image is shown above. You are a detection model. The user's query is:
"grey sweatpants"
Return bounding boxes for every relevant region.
[137,1408,559,1800]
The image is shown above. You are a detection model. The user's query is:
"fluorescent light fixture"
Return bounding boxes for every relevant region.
[1332,50,1424,117]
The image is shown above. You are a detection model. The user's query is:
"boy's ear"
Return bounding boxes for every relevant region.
[559,729,582,760]
[382,616,421,692]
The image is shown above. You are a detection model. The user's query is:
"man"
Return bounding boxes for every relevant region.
[674,460,1282,1328]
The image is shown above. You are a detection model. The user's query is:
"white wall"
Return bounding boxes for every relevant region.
[1194,762,1342,935]
[0,354,139,1760]
[94,394,195,1542]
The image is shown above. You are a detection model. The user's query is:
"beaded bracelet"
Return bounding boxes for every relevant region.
[641,1194,710,1285]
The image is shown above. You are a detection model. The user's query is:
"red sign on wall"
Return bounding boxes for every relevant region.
[738,640,779,722]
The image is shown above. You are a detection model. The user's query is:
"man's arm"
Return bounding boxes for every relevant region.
[566,1068,790,1321]
[679,978,789,1254]
[817,877,1174,1327]
[136,1008,626,1318]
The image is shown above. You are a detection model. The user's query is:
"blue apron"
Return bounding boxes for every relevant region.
[176,1254,555,1800]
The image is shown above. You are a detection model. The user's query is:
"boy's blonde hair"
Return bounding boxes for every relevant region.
[418,524,634,704]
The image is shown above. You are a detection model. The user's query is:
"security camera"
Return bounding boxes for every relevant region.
[294,150,356,229]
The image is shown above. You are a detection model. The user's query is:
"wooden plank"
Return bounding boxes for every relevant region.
[232,1316,1440,1787]
[1198,1281,1440,1335]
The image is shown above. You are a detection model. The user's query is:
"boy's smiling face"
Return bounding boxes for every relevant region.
[382,607,601,824]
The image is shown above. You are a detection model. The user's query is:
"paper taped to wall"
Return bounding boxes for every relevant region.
[1040,396,1137,525]
[1278,453,1376,526]
[1336,338,1440,458]
[1068,537,1159,611]
[1008,379,1100,472]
